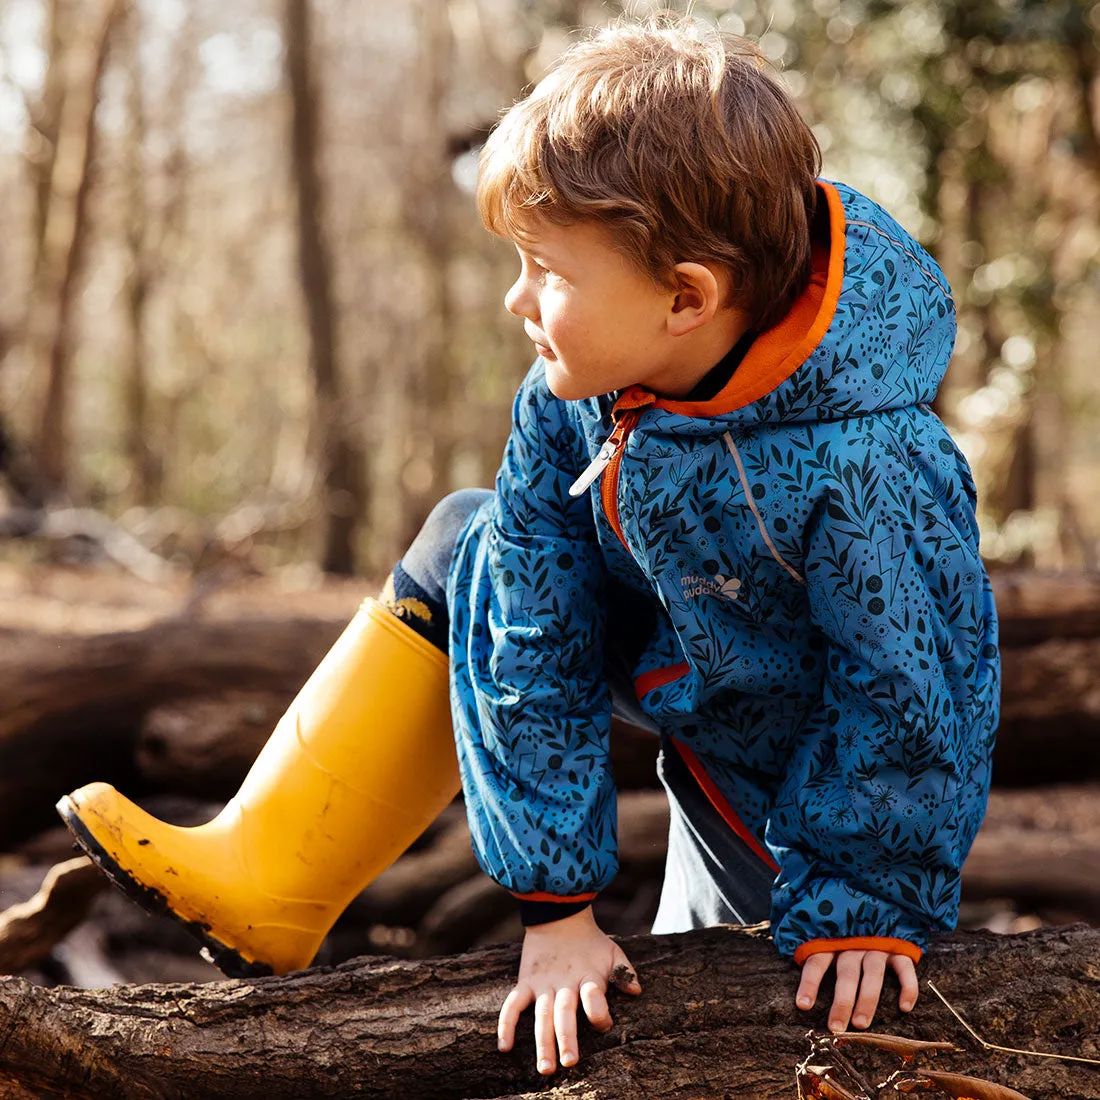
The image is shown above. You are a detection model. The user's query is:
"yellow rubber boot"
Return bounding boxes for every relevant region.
[56,598,458,977]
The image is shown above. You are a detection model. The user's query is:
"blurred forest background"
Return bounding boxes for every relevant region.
[0,0,1097,580]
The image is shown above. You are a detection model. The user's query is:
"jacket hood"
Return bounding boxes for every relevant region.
[617,181,957,436]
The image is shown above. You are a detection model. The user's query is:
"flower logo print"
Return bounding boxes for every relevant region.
[715,575,742,601]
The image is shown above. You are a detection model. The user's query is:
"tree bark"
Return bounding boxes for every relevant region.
[25,0,66,270]
[0,924,1097,1099]
[284,0,365,575]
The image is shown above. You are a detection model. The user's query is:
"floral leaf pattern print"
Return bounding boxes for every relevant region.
[447,182,1000,954]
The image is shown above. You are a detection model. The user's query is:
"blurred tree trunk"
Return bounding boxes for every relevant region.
[27,0,66,275]
[25,0,125,500]
[120,3,158,506]
[285,0,365,575]
[390,0,458,553]
[0,0,66,508]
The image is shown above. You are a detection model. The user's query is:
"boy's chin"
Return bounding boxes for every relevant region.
[543,362,619,402]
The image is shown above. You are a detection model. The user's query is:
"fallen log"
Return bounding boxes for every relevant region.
[0,923,1098,1099]
[0,616,346,844]
[996,639,1100,784]
[959,782,1100,924]
[992,570,1100,645]
[962,828,1100,920]
[2,570,1100,848]
[0,857,104,973]
[136,690,298,800]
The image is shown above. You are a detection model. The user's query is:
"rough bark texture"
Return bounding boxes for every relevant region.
[0,924,1098,1099]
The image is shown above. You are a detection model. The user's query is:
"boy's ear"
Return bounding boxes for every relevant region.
[667,262,725,336]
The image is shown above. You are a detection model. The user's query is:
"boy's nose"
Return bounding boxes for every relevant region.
[504,276,535,320]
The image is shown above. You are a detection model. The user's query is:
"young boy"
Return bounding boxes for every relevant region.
[59,13,998,1080]
[448,14,998,1072]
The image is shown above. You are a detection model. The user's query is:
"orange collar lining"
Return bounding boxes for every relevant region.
[648,180,847,419]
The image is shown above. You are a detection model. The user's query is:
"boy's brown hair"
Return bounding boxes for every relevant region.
[478,13,822,331]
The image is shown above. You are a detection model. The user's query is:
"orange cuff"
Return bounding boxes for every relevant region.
[510,890,598,903]
[793,936,923,965]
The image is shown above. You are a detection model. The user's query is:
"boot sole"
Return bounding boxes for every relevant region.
[57,796,275,980]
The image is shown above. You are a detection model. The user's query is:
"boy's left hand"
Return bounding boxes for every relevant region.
[795,949,918,1032]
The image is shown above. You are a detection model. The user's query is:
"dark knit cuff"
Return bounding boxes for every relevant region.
[519,899,593,927]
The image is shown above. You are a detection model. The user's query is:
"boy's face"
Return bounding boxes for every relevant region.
[504,218,688,401]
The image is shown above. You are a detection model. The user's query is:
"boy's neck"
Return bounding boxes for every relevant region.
[649,309,753,399]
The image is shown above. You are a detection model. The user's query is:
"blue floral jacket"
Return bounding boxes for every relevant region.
[447,181,1000,961]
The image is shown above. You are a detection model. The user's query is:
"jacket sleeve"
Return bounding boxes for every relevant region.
[447,361,616,908]
[768,429,999,962]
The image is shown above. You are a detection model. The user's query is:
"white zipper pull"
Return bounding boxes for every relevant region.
[569,437,616,497]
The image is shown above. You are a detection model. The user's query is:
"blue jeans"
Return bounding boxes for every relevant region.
[403,490,774,932]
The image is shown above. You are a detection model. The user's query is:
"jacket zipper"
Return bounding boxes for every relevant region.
[600,410,640,550]
[568,409,642,552]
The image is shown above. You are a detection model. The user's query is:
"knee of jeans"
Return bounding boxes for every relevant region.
[420,489,493,547]
[403,488,493,599]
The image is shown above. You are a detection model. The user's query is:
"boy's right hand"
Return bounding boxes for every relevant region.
[497,906,642,1075]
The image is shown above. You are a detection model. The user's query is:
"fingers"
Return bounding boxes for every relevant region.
[828,950,865,1033]
[554,986,580,1068]
[579,977,613,1032]
[534,991,557,1074]
[849,951,886,1029]
[891,955,919,1013]
[798,950,921,1034]
[497,983,532,1054]
[501,978,610,1073]
[498,947,641,1073]
[796,951,834,1010]
[608,947,642,995]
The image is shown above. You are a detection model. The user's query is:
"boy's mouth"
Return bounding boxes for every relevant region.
[525,326,557,360]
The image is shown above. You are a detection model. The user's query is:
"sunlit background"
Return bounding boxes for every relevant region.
[0,0,1096,576]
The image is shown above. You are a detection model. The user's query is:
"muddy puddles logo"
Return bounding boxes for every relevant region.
[681,573,742,602]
